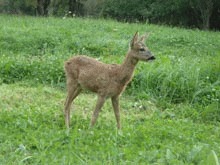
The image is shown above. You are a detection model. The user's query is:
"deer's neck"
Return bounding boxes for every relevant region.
[122,51,138,69]
[119,52,138,84]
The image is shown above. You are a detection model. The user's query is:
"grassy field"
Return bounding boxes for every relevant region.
[0,82,220,164]
[0,15,220,164]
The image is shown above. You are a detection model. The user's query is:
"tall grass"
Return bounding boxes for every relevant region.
[131,55,220,104]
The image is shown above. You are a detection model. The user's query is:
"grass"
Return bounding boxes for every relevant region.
[0,82,220,164]
[0,14,220,164]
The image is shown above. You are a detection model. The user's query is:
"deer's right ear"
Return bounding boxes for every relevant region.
[139,33,150,43]
[130,31,139,48]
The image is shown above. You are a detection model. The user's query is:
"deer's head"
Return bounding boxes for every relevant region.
[130,32,155,61]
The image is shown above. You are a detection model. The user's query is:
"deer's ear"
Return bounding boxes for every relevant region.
[139,33,150,42]
[130,31,139,48]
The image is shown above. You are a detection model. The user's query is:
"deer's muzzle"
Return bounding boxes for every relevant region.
[148,56,156,61]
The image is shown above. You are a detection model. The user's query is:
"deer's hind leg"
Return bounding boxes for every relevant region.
[111,96,121,129]
[64,78,81,129]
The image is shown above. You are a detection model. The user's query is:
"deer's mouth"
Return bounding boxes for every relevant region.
[148,56,156,61]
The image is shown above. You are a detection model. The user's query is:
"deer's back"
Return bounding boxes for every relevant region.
[65,55,116,72]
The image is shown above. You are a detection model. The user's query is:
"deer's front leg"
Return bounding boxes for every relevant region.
[90,95,106,127]
[111,96,121,129]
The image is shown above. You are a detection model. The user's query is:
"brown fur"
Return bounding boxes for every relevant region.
[64,32,155,129]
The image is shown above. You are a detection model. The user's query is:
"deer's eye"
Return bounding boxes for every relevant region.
[140,48,145,51]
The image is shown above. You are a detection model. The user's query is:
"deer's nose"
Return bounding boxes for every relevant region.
[148,56,156,60]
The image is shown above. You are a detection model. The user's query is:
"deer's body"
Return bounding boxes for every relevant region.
[64,32,155,129]
[65,55,135,97]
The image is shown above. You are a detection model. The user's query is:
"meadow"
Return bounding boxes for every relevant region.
[0,15,220,164]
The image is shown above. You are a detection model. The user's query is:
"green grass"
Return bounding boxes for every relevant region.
[0,14,220,164]
[0,83,220,164]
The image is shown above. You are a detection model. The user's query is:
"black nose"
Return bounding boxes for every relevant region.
[148,56,156,60]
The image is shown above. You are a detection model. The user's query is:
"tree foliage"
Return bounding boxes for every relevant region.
[0,0,219,30]
[103,0,220,30]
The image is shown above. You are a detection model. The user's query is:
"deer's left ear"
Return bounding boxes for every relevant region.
[130,31,139,48]
[139,33,150,42]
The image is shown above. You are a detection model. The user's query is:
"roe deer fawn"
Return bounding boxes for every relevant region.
[64,32,155,129]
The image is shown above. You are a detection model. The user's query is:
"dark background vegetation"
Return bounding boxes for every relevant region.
[0,0,219,30]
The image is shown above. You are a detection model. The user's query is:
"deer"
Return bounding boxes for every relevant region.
[63,32,155,129]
